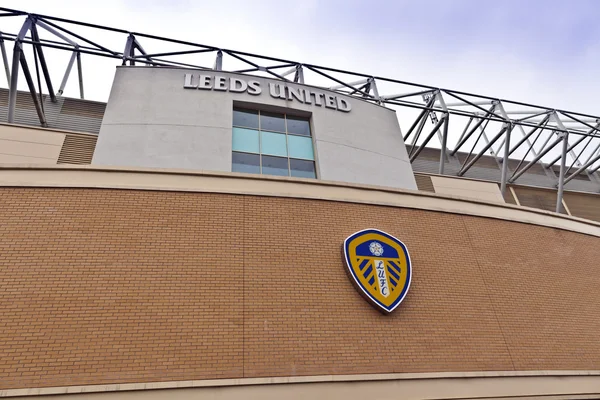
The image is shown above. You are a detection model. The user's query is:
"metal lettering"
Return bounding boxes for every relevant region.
[325,94,337,109]
[248,80,261,95]
[269,82,286,99]
[181,74,350,112]
[287,86,304,103]
[303,89,312,104]
[337,97,351,112]
[183,73,197,89]
[311,91,324,106]
[198,75,212,90]
[214,76,228,91]
[229,77,247,93]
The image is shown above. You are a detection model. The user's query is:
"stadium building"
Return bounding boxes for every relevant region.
[1,8,600,400]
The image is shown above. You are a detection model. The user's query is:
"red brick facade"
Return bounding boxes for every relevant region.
[1,187,599,389]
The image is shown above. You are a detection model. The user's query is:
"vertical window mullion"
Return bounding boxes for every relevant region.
[258,110,262,174]
[285,113,291,176]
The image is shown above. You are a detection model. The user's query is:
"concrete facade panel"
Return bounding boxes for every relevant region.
[93,67,417,190]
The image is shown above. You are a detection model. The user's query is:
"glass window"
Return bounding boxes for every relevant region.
[262,155,288,176]
[231,109,315,179]
[290,159,316,178]
[260,112,286,133]
[287,117,311,136]
[232,152,260,174]
[232,127,259,153]
[288,135,314,160]
[261,131,287,157]
[233,109,259,129]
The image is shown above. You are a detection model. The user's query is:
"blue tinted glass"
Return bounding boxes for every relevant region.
[232,152,260,174]
[232,127,259,153]
[233,109,259,129]
[261,155,288,176]
[260,112,285,132]
[287,116,310,136]
[290,159,316,178]
[288,135,314,160]
[261,131,287,157]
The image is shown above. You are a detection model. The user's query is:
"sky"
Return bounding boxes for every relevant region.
[3,0,600,116]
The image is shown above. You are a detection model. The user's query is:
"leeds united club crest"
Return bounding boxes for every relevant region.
[343,229,412,314]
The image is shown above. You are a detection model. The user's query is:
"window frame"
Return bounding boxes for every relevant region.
[232,108,317,179]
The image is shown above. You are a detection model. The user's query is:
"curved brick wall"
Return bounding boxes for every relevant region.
[1,187,600,390]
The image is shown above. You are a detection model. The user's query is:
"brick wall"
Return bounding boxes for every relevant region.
[1,188,599,389]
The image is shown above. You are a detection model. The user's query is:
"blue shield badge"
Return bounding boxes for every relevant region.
[343,229,412,314]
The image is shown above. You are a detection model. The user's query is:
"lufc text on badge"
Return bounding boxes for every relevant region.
[343,229,412,314]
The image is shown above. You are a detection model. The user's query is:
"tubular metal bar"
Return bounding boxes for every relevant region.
[30,23,56,102]
[510,124,549,176]
[0,34,10,82]
[57,50,76,95]
[328,78,369,91]
[450,105,496,156]
[508,115,550,155]
[37,17,116,54]
[0,7,598,123]
[461,117,492,167]
[34,19,77,46]
[122,35,134,66]
[7,42,19,123]
[380,89,435,101]
[304,65,371,98]
[214,50,222,71]
[556,132,569,213]
[32,29,44,114]
[409,116,447,162]
[369,78,380,102]
[443,91,505,120]
[19,51,47,126]
[408,109,430,158]
[225,50,288,82]
[7,16,33,124]
[76,51,83,99]
[567,129,597,172]
[583,142,600,166]
[403,96,436,141]
[455,117,474,148]
[130,38,155,66]
[513,110,553,121]
[509,136,564,183]
[294,65,304,84]
[439,115,449,174]
[563,151,600,186]
[457,125,507,176]
[132,48,214,59]
[588,158,600,175]
[546,133,587,168]
[500,123,513,196]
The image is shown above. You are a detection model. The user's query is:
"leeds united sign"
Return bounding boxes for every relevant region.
[183,73,351,112]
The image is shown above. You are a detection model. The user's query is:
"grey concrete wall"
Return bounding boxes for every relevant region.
[93,67,417,190]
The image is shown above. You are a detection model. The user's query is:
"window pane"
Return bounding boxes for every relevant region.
[287,116,311,136]
[261,131,287,157]
[233,109,259,129]
[288,135,314,160]
[290,159,316,178]
[262,155,288,176]
[232,152,260,174]
[260,111,286,133]
[232,127,259,153]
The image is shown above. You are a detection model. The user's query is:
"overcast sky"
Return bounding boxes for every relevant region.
[4,0,600,116]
